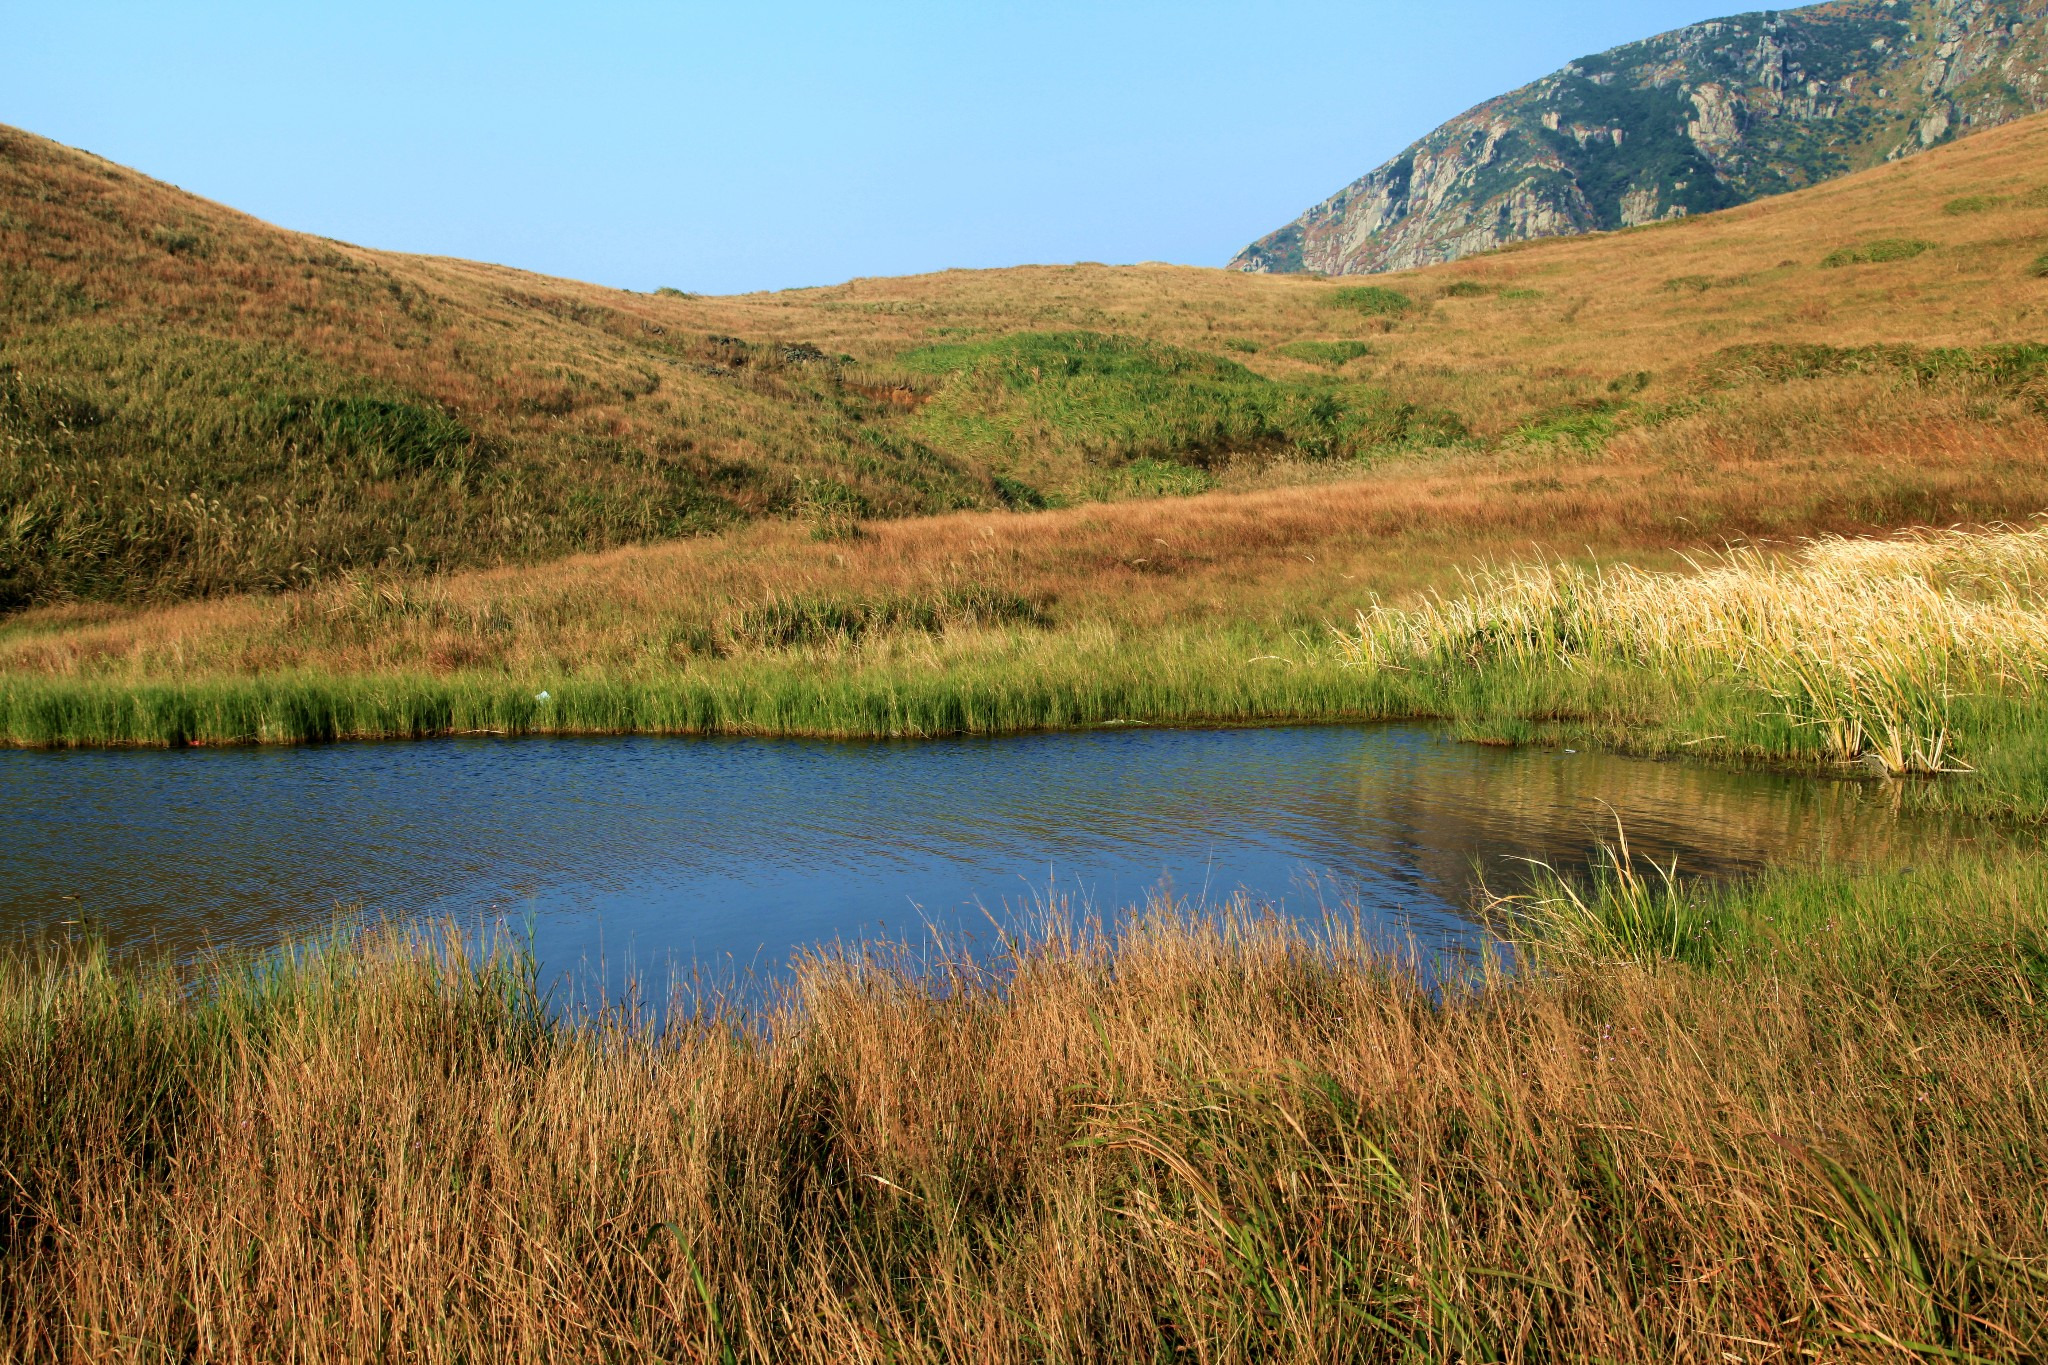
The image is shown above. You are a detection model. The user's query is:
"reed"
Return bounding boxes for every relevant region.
[3,853,2043,1361]
[1349,524,2048,776]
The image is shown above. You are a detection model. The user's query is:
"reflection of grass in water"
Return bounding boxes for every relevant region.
[5,853,2044,1356]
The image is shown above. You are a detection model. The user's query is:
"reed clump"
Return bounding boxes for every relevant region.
[3,856,2044,1362]
[1349,524,2048,775]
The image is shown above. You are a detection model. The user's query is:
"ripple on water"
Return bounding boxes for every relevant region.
[0,724,1945,982]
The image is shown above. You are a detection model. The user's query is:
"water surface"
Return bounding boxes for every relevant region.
[1,725,1937,982]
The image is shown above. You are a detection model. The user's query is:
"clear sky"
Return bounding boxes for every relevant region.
[5,2,1720,295]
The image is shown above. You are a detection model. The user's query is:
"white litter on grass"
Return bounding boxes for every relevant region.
[535,691,551,702]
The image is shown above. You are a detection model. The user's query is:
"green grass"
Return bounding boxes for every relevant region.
[1322,285,1413,317]
[1275,339,1373,368]
[0,324,996,608]
[1702,339,2048,388]
[1942,193,2006,214]
[10,640,2048,822]
[0,636,1383,747]
[1820,237,1936,268]
[897,330,1461,473]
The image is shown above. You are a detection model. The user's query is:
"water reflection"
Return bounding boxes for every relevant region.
[0,725,1956,981]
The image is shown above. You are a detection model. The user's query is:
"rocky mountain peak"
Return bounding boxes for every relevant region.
[1232,0,2048,276]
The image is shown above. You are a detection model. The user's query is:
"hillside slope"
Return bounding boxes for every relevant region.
[1232,0,2048,276]
[1,124,1520,608]
[7,110,2048,718]
[5,106,2048,620]
[0,128,1083,609]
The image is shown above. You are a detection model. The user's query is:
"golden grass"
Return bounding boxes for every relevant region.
[6,869,2044,1362]
[1350,523,2048,775]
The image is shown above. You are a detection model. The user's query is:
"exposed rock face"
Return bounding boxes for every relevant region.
[1232,0,2048,275]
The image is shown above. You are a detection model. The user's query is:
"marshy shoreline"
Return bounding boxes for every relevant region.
[6,530,2048,1357]
[4,852,2044,1360]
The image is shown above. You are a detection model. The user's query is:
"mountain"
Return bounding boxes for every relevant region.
[1231,0,2048,276]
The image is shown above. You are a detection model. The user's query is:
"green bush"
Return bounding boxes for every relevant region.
[2029,253,2048,280]
[1221,338,1261,354]
[1322,285,1413,317]
[1820,238,1936,268]
[1441,280,1495,298]
[1942,195,2005,215]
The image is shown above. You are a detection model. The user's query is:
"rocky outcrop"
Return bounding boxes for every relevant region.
[1232,0,2048,275]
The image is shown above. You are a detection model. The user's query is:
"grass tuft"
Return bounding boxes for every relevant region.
[1322,285,1414,317]
[1821,237,1937,268]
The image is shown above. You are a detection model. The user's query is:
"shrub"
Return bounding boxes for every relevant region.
[1323,285,1413,317]
[2029,253,2048,280]
[1821,238,1935,268]
[1221,338,1261,354]
[1441,280,1494,298]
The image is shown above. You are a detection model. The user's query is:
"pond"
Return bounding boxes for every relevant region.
[1,724,1937,987]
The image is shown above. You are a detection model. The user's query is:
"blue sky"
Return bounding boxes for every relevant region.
[6,2,1718,294]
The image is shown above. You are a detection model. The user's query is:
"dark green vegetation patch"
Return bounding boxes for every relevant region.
[1943,187,2048,214]
[1820,238,1936,268]
[898,331,1463,476]
[1322,286,1413,317]
[731,585,1047,650]
[1276,340,1373,368]
[1705,341,2048,386]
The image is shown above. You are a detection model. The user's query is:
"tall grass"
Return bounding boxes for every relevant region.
[3,857,2043,1361]
[0,629,1394,746]
[1349,524,2048,775]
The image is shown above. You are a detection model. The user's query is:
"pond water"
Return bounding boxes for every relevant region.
[0,724,1939,987]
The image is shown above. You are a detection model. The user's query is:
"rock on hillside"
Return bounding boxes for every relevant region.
[1232,0,2048,275]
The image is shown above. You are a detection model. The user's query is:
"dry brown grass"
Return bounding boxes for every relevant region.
[7,380,2047,687]
[6,869,2044,1362]
[726,110,2048,426]
[6,109,2048,608]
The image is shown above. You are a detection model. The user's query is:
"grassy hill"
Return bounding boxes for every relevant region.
[0,125,1473,609]
[7,111,2048,613]
[5,111,2048,769]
